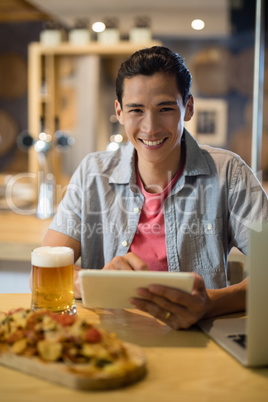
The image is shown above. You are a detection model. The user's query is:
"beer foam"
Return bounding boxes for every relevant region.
[31,246,74,267]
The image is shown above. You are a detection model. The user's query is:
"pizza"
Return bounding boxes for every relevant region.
[0,308,146,390]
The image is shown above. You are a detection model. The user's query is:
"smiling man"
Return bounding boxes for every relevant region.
[115,72,193,190]
[42,46,268,330]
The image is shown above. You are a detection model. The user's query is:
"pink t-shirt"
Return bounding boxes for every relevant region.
[130,161,185,271]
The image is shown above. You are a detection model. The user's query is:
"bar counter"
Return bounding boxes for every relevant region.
[0,211,52,261]
[0,293,267,402]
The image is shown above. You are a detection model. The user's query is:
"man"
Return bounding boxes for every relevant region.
[42,46,268,330]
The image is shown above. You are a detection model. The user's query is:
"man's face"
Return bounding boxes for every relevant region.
[115,73,194,171]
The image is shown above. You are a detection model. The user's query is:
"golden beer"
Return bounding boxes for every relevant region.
[31,247,76,315]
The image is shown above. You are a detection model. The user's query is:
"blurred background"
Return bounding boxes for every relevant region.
[0,0,267,183]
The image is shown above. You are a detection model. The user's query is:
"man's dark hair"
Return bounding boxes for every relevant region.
[116,46,192,107]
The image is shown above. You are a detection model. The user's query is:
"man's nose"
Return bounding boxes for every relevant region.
[141,112,160,135]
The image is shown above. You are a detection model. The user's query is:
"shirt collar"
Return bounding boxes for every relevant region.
[109,129,211,185]
[183,129,211,176]
[108,141,136,185]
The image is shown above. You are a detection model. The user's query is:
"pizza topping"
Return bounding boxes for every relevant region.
[12,338,28,355]
[85,328,102,343]
[37,340,63,361]
[0,309,134,376]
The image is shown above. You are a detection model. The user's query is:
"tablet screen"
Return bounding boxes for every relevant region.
[79,270,194,309]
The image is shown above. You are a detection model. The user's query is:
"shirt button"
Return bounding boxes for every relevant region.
[133,207,140,214]
[207,223,212,231]
[122,240,129,247]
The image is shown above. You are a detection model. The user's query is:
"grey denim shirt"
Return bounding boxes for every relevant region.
[50,130,268,289]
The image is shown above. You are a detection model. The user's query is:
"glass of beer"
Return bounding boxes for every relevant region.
[31,246,77,315]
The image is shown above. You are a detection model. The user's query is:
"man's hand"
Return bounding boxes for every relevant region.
[101,251,247,329]
[130,273,211,330]
[102,252,150,271]
[102,254,211,329]
[74,265,82,298]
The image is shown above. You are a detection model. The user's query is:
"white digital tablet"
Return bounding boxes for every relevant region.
[79,270,194,309]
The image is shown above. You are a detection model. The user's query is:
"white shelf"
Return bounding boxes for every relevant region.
[29,41,162,56]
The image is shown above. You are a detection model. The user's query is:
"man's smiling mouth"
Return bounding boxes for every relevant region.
[140,138,166,146]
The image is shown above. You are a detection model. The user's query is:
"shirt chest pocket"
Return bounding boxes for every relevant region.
[178,218,226,288]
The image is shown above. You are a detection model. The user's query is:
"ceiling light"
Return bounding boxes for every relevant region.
[191,19,205,31]
[92,21,106,33]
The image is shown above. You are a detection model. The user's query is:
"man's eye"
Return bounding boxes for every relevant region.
[129,108,143,113]
[160,107,174,112]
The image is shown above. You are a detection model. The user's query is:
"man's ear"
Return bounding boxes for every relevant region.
[115,100,124,125]
[184,95,194,122]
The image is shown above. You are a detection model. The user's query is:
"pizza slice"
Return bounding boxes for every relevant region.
[0,308,146,390]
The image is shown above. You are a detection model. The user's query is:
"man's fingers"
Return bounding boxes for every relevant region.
[146,284,192,307]
[134,287,191,320]
[102,252,149,271]
[146,273,206,306]
[130,296,192,330]
[125,252,150,271]
[102,256,133,270]
[130,273,209,329]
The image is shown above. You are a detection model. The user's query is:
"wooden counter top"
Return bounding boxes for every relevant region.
[0,293,268,402]
[0,211,52,261]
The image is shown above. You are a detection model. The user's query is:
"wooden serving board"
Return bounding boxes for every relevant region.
[0,342,147,390]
